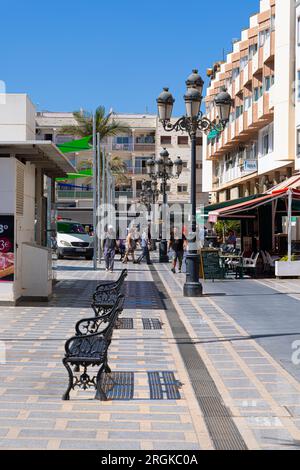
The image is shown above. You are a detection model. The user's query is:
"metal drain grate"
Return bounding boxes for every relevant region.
[150,266,248,450]
[148,371,182,400]
[142,318,162,330]
[115,318,134,329]
[100,372,134,400]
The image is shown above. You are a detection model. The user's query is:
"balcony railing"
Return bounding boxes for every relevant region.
[58,189,135,200]
[134,143,155,152]
[57,190,93,199]
[115,191,133,199]
[112,142,155,152]
[112,143,134,152]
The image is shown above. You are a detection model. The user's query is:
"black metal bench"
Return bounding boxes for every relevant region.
[95,269,127,291]
[92,270,127,317]
[75,297,126,336]
[62,295,125,401]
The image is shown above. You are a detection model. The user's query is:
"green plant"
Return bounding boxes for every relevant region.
[280,255,296,262]
[60,106,130,185]
[214,220,241,241]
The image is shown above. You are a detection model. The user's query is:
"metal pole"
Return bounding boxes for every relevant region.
[102,148,106,235]
[288,189,292,262]
[159,177,169,262]
[183,131,203,297]
[92,114,97,270]
[97,133,102,263]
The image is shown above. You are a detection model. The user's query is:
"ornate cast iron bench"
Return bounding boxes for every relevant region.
[75,297,126,336]
[62,295,125,401]
[95,269,128,292]
[92,270,127,316]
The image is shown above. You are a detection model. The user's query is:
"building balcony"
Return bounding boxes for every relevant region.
[234,75,242,95]
[230,121,236,140]
[242,62,252,87]
[263,35,274,63]
[237,114,244,134]
[115,191,134,199]
[112,142,155,153]
[269,85,274,109]
[257,93,273,122]
[247,106,253,127]
[112,143,134,152]
[134,143,155,152]
[252,51,263,75]
[57,190,93,200]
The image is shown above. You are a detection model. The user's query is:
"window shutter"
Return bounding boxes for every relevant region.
[16,161,25,216]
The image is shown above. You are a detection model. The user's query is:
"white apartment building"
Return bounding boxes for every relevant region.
[296,0,300,171]
[203,0,297,204]
[36,111,207,223]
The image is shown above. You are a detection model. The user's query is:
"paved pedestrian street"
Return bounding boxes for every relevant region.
[0,259,300,450]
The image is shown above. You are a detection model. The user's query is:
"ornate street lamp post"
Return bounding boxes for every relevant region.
[146,149,183,262]
[138,180,160,251]
[156,70,232,297]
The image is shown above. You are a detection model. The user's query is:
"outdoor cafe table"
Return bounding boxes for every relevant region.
[219,254,244,279]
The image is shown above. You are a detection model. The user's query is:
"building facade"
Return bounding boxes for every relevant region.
[203,0,296,204]
[36,111,207,223]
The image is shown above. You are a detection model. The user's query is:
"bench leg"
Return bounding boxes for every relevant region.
[95,364,107,401]
[62,359,74,400]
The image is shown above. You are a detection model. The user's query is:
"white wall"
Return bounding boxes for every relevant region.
[0,158,36,302]
[202,134,213,192]
[0,94,36,141]
[295,3,300,171]
[273,0,295,162]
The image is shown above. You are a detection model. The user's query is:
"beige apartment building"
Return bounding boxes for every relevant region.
[36,111,206,223]
[203,0,296,204]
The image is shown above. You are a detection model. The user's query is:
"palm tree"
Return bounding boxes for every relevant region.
[60,106,130,183]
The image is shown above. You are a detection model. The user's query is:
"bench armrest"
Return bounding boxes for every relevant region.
[75,310,114,336]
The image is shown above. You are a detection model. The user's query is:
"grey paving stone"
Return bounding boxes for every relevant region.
[67,421,140,430]
[252,428,297,447]
[0,439,49,449]
[110,413,181,422]
[109,431,186,441]
[19,429,97,439]
[229,389,263,399]
[152,442,201,450]
[151,422,194,431]
[60,440,141,450]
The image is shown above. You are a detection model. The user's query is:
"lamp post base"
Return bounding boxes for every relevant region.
[159,240,169,263]
[183,251,203,297]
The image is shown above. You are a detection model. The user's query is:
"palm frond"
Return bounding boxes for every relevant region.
[59,106,130,145]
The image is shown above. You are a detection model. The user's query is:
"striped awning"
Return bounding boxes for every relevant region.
[208,189,300,219]
[266,174,300,193]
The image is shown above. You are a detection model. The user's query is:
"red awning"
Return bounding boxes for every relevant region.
[266,174,300,193]
[209,189,300,218]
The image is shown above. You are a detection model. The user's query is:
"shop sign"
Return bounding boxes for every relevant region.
[208,214,218,223]
[0,215,14,282]
[244,160,258,172]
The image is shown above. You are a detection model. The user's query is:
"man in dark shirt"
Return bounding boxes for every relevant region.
[103,226,117,273]
[168,227,186,274]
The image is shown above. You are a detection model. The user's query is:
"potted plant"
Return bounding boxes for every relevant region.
[275,255,300,278]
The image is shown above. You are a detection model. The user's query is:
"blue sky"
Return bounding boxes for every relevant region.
[0,0,258,115]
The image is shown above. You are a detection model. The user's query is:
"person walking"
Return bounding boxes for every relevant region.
[122,228,136,264]
[168,227,186,274]
[137,227,152,265]
[103,225,117,273]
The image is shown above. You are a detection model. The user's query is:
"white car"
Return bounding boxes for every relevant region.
[56,220,94,260]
